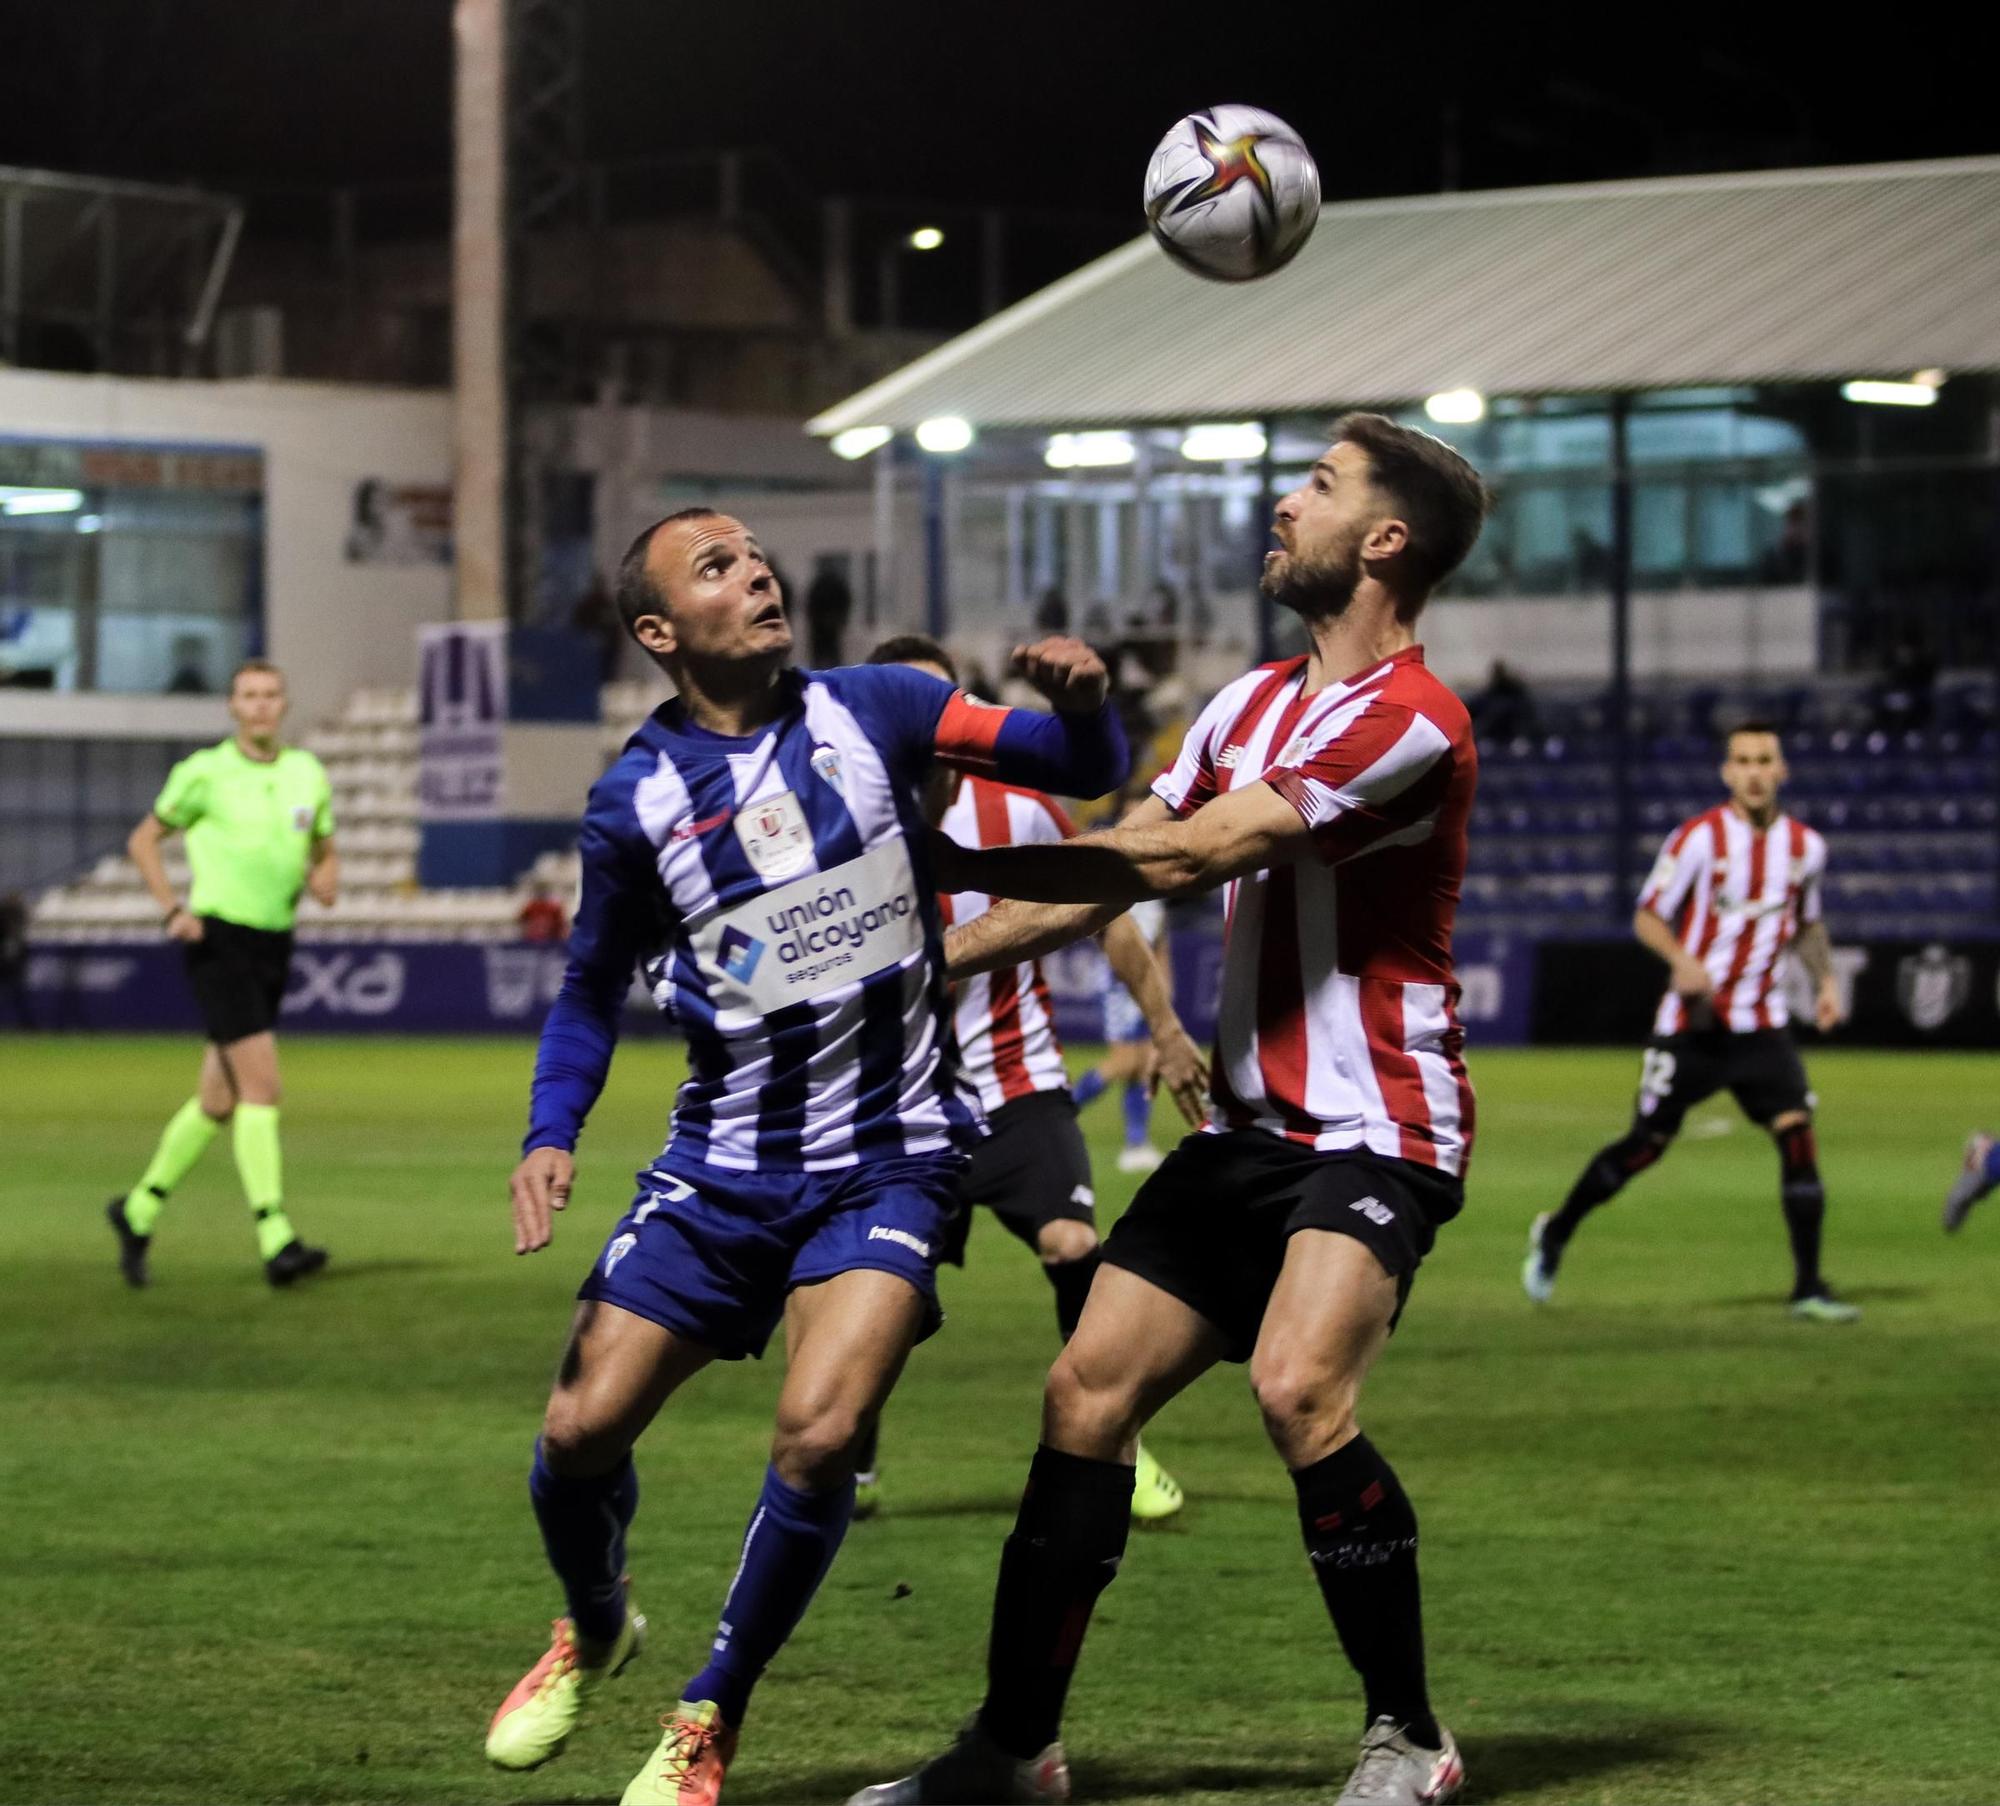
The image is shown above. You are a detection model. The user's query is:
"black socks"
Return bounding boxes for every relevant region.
[979,1444,1133,1759]
[1292,1435,1440,1749]
[1545,1127,1666,1252]
[1046,1249,1102,1341]
[1776,1120,1826,1297]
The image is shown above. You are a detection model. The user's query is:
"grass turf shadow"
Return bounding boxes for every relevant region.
[1462,1718,1717,1801]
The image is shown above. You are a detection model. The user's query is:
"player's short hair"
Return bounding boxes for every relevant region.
[229,657,283,692]
[614,506,727,637]
[1330,412,1494,610]
[866,633,958,684]
[1723,717,1783,752]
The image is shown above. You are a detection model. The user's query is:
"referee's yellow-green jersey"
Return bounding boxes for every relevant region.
[153,741,336,933]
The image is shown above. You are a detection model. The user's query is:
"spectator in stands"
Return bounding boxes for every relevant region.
[1034,585,1070,634]
[517,883,569,945]
[1872,632,1937,733]
[1470,659,1539,742]
[805,566,854,667]
[569,575,623,684]
[0,890,32,1028]
[166,635,213,695]
[1759,499,1810,584]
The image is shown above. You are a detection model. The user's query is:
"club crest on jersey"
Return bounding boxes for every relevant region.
[292,806,315,832]
[734,789,815,881]
[810,746,845,797]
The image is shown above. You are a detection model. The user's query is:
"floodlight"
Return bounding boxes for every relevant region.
[914,416,974,454]
[830,425,893,460]
[1424,389,1486,425]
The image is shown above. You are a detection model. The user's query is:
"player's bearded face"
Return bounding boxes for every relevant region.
[1260,515,1366,617]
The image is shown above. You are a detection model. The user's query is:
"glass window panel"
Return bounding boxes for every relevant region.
[1632,482,1690,581]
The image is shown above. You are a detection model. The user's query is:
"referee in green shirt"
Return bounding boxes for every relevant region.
[109,658,337,1288]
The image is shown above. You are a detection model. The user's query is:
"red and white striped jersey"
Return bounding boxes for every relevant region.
[1153,648,1477,1177]
[1639,807,1828,1035]
[939,775,1075,1112]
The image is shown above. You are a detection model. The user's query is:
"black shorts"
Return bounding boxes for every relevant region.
[1101,1130,1463,1361]
[183,918,293,1045]
[941,1090,1095,1265]
[1632,1029,1814,1136]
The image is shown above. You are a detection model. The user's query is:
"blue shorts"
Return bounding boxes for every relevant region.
[577,1150,966,1360]
[1103,982,1148,1045]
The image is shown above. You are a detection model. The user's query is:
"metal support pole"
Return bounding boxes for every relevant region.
[1609,392,1636,923]
[822,198,852,340]
[1254,418,1277,664]
[870,435,896,628]
[923,453,947,640]
[2,191,26,365]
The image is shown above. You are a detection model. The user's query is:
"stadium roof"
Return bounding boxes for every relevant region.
[809,157,2000,435]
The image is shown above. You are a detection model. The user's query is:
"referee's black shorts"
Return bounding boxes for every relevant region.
[1102,1129,1463,1360]
[183,917,293,1045]
[941,1089,1096,1265]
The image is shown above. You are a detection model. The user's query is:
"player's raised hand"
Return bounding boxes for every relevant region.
[1011,637,1109,713]
[1150,1020,1210,1128]
[510,1146,575,1255]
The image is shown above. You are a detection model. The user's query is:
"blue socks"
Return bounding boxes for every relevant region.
[1121,1078,1151,1147]
[684,1465,855,1725]
[1984,1140,2000,1186]
[1072,1069,1108,1109]
[529,1441,638,1645]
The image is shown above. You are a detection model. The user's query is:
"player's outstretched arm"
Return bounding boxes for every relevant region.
[940,797,1178,977]
[945,779,1312,909]
[925,638,1129,799]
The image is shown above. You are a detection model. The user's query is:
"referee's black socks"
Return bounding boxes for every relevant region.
[979,1444,1132,1759]
[1292,1434,1441,1750]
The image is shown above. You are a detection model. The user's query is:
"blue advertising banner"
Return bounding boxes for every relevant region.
[20,928,1541,1045]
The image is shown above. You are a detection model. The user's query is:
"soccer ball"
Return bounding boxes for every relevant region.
[1143,105,1321,282]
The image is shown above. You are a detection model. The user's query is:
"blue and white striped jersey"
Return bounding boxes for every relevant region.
[525,663,1126,1175]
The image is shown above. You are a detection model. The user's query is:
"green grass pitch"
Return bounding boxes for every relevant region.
[3,1035,1996,1805]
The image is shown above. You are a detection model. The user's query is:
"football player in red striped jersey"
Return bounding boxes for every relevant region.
[1524,721,1857,1322]
[851,635,1203,1523]
[852,415,1492,1806]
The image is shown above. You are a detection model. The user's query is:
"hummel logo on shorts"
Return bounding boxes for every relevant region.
[1348,1196,1394,1227]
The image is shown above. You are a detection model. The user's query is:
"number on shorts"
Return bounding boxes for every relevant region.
[1637,1048,1678,1114]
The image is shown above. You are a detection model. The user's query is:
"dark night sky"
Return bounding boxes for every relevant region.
[0,1,1992,219]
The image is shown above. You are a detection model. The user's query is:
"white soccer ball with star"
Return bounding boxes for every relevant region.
[1143,104,1321,282]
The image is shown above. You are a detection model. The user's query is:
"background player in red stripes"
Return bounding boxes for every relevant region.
[853,635,1204,1522]
[1524,721,1858,1321]
[852,414,1492,1806]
